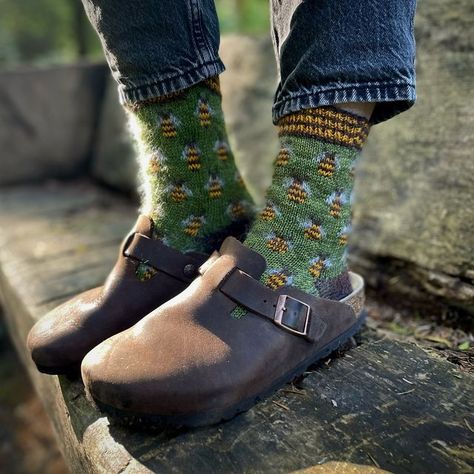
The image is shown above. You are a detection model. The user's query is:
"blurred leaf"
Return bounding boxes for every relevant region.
[388,321,411,336]
[216,0,269,34]
[421,335,452,348]
[0,0,102,66]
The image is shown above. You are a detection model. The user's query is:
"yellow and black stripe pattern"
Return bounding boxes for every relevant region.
[128,89,186,111]
[265,270,290,289]
[129,76,221,110]
[203,76,221,96]
[278,107,369,150]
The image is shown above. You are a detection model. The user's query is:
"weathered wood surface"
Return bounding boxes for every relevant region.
[0,182,473,474]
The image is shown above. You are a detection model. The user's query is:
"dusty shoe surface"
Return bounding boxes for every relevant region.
[27,215,208,374]
[82,237,365,427]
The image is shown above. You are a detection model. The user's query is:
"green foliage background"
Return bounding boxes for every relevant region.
[0,0,269,66]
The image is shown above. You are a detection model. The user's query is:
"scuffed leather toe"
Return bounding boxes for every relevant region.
[26,215,209,375]
[81,237,366,426]
[27,289,103,373]
[81,295,240,415]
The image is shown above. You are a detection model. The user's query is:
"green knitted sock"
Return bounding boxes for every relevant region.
[243,106,370,304]
[128,77,254,261]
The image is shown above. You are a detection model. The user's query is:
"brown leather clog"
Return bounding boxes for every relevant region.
[27,215,208,374]
[82,237,366,427]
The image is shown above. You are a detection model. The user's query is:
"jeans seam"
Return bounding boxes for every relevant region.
[276,81,416,103]
[273,81,416,124]
[121,60,221,90]
[197,0,217,65]
[118,58,225,104]
[188,0,214,65]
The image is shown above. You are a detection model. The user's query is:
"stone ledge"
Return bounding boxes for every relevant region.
[0,63,108,185]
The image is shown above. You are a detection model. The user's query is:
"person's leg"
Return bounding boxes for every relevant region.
[79,0,417,424]
[270,0,416,124]
[243,0,416,301]
[82,0,254,255]
[27,1,257,374]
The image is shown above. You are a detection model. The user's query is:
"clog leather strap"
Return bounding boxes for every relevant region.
[123,233,205,283]
[219,267,364,343]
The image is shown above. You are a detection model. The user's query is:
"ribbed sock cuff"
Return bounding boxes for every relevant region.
[277,106,370,150]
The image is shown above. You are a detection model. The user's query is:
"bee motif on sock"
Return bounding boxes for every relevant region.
[302,218,324,241]
[327,191,347,218]
[183,144,201,171]
[275,145,291,166]
[135,262,157,282]
[206,176,224,199]
[158,113,179,138]
[166,183,192,202]
[260,201,281,221]
[316,151,338,177]
[338,224,351,246]
[308,257,331,279]
[182,215,206,237]
[264,269,293,289]
[285,178,310,204]
[265,233,292,253]
[227,200,250,220]
[214,140,230,161]
[196,97,213,127]
[147,150,166,174]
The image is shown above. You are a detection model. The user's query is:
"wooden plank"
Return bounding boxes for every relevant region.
[0,181,473,474]
[0,181,133,318]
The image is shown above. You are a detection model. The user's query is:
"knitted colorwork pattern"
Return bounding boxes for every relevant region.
[129,78,254,260]
[243,106,369,304]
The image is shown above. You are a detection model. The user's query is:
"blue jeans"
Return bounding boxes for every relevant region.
[82,0,416,124]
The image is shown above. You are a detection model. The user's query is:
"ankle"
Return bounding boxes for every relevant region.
[244,107,370,300]
[127,77,255,254]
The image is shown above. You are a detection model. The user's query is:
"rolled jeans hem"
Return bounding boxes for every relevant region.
[117,58,225,105]
[272,81,416,125]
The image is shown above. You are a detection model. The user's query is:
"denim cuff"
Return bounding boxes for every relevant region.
[273,81,416,125]
[117,58,225,105]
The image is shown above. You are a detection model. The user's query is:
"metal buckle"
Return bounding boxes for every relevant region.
[274,295,311,337]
